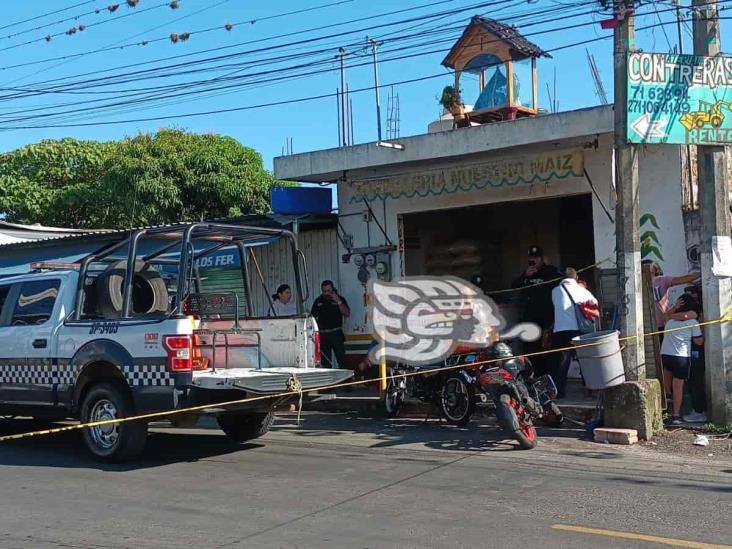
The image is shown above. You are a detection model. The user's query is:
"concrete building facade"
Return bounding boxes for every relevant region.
[275,105,695,364]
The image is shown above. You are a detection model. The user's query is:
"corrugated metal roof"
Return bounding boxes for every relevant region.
[0,214,338,249]
[0,221,112,246]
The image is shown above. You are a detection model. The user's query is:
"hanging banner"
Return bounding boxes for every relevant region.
[349,150,584,203]
[627,52,732,144]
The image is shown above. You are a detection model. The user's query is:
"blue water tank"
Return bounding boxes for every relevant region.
[270,187,332,215]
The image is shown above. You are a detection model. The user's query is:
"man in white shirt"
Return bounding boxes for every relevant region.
[551,268,599,398]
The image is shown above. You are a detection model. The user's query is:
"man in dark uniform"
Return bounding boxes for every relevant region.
[512,245,562,377]
[311,280,350,368]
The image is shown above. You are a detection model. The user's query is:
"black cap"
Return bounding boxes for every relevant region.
[528,245,543,257]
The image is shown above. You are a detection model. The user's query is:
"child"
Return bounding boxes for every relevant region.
[661,294,704,425]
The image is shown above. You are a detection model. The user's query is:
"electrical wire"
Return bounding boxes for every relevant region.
[0,0,182,54]
[0,0,563,117]
[2,0,230,88]
[0,1,98,33]
[0,0,690,109]
[0,0,589,100]
[0,1,724,129]
[0,0,460,73]
[0,13,705,130]
[0,3,599,120]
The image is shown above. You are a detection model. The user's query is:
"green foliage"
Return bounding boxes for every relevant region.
[439,85,460,111]
[0,130,287,229]
[701,423,732,434]
[0,138,113,226]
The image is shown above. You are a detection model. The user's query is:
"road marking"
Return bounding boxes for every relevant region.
[552,524,732,549]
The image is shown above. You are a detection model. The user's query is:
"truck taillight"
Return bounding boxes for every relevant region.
[313,331,321,366]
[163,335,193,372]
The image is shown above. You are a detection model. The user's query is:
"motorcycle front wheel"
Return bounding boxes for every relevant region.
[495,396,538,450]
[440,374,475,427]
[515,417,538,449]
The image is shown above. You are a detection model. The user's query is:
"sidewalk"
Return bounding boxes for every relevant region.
[305,378,597,423]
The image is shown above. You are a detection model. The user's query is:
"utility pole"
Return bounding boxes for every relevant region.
[339,47,348,147]
[368,38,383,142]
[613,0,645,380]
[692,0,732,425]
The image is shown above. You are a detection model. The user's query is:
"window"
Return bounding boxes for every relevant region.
[0,285,10,320]
[12,280,60,326]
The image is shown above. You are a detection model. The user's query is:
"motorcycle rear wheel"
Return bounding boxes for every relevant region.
[440,374,475,426]
[384,378,404,417]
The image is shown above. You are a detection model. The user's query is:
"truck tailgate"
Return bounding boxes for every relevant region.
[191,367,353,393]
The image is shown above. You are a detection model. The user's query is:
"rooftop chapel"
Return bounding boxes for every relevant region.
[441,16,551,126]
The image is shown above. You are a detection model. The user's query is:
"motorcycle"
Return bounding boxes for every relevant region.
[384,339,563,440]
[475,340,563,449]
[384,350,481,426]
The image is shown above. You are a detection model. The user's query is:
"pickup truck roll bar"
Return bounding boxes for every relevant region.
[72,222,307,321]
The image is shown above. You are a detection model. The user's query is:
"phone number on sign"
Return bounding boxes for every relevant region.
[628,99,691,115]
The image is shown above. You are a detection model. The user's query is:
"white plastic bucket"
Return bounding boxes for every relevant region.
[571,330,626,390]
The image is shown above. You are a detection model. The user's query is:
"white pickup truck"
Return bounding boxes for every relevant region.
[0,223,352,461]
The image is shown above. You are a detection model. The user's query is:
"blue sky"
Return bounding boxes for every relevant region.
[0,0,727,170]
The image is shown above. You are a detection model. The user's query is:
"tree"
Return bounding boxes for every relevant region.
[0,138,112,227]
[0,129,285,229]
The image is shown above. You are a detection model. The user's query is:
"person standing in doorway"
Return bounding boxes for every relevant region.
[551,268,600,398]
[512,245,562,376]
[311,280,350,369]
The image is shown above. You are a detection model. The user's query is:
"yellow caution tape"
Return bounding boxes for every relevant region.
[486,256,613,294]
[0,315,728,444]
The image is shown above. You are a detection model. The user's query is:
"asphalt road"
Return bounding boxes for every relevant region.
[0,412,730,549]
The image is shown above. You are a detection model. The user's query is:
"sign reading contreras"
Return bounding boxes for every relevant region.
[627,52,732,144]
[349,150,584,203]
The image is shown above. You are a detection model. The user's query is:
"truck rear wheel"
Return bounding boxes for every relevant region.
[80,382,147,462]
[217,412,274,442]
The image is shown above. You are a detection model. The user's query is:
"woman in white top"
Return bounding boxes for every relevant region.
[661,294,704,425]
[551,268,599,398]
[271,284,297,316]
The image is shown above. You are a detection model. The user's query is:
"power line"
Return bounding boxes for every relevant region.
[653,1,674,50]
[0,11,700,130]
[0,0,562,100]
[0,0,458,74]
[0,0,711,129]
[2,0,230,88]
[0,0,552,115]
[0,1,680,126]
[0,0,682,104]
[0,2,594,118]
[0,0,183,54]
[0,1,97,33]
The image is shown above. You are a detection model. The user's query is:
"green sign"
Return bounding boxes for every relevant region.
[627,52,732,144]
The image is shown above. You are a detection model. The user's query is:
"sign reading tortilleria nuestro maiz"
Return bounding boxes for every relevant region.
[349,150,584,203]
